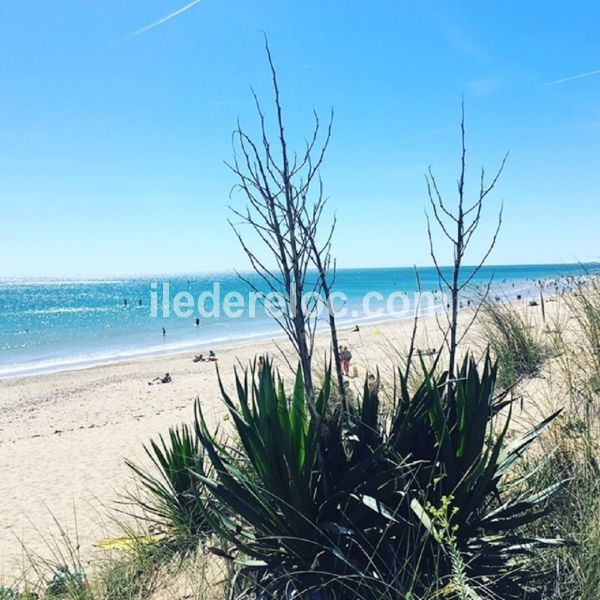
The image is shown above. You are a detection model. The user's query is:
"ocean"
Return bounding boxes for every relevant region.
[0,264,591,378]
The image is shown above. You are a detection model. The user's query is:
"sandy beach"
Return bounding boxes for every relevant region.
[0,311,432,574]
[0,297,566,579]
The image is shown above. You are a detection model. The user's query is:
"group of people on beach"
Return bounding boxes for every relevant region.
[148,349,218,385]
[192,350,217,363]
[143,272,589,391]
[151,318,359,387]
[150,345,354,386]
[151,343,355,383]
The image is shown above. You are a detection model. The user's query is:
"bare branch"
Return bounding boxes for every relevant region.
[424,99,506,399]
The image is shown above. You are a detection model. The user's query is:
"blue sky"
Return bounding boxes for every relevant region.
[0,0,598,277]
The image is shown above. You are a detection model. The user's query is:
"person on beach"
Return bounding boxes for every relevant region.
[149,373,171,385]
[208,350,217,361]
[193,354,205,363]
[353,325,360,332]
[195,318,200,327]
[417,347,437,357]
[258,355,265,375]
[162,327,166,337]
[341,346,352,376]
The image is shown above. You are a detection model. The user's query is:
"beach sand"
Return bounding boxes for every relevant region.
[0,299,563,578]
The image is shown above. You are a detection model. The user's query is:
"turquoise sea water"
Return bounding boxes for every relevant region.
[0,264,592,378]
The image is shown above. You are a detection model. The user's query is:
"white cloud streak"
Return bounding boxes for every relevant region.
[546,68,600,87]
[125,0,204,41]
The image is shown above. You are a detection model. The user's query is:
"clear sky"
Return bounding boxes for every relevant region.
[0,0,598,278]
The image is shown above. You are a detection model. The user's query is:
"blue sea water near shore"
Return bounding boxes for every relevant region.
[0,264,594,379]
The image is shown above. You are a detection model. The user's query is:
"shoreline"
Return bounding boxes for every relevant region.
[0,310,431,381]
[0,278,557,381]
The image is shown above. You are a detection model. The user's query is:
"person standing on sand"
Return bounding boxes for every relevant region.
[162,327,166,337]
[258,355,265,376]
[341,346,352,376]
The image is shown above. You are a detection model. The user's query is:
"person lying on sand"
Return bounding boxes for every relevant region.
[193,354,205,363]
[417,348,437,357]
[149,373,172,385]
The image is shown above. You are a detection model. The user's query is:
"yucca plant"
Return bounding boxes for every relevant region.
[387,352,570,598]
[194,361,330,596]
[194,361,420,598]
[188,355,568,599]
[125,423,212,550]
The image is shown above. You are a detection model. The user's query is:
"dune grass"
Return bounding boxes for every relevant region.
[479,297,544,389]
[4,534,227,600]
[561,275,600,394]
[520,277,600,599]
[525,423,600,600]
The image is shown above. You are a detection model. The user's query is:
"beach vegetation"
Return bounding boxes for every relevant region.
[523,408,600,599]
[124,423,212,551]
[561,273,600,393]
[479,298,544,388]
[187,354,569,599]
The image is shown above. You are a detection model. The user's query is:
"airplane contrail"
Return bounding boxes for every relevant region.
[124,0,204,41]
[546,68,600,86]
